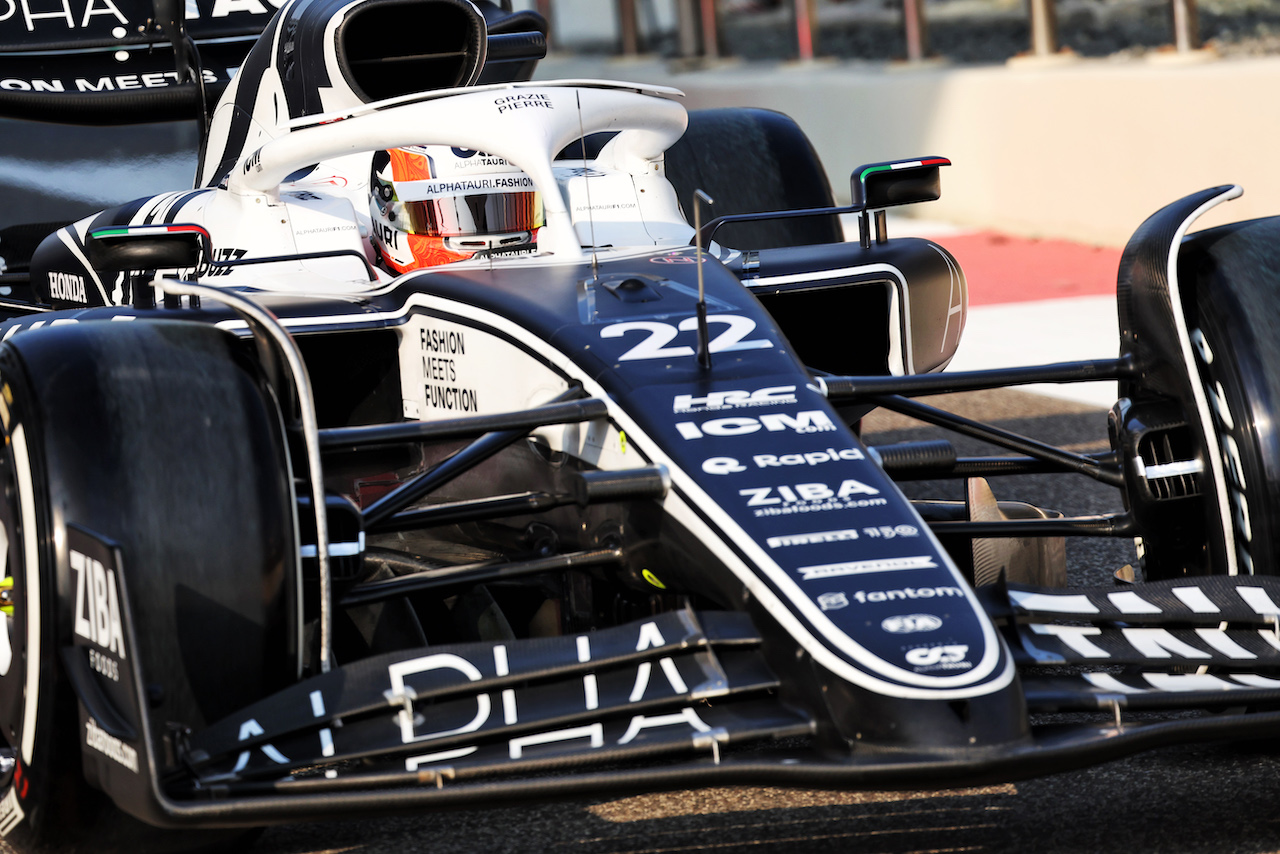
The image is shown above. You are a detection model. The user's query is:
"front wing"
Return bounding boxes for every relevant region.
[80,576,1280,828]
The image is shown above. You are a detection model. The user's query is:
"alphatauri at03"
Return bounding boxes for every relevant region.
[0,0,1279,849]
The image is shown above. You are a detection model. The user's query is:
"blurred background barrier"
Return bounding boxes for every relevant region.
[2,0,1276,253]
[519,0,1280,247]
[512,0,1217,64]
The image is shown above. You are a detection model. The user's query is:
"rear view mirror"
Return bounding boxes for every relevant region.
[851,157,950,209]
[86,224,211,273]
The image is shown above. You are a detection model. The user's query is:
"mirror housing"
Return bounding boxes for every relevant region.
[86,224,211,274]
[851,157,950,209]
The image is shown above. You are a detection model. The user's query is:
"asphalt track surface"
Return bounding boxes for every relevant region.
[249,389,1280,854]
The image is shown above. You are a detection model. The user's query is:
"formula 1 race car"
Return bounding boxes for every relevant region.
[2,0,1280,850]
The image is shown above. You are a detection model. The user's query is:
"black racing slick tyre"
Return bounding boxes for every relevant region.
[0,319,296,852]
[663,108,842,250]
[1178,218,1280,578]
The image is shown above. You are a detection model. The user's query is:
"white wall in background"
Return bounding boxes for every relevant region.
[509,0,676,49]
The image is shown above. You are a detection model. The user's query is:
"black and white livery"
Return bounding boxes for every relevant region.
[1,0,1280,849]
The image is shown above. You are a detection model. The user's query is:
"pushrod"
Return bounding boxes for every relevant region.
[319,397,608,450]
[360,387,588,528]
[341,547,625,607]
[871,394,1126,487]
[887,453,1118,480]
[823,355,1138,399]
[928,513,1136,538]
[369,491,567,533]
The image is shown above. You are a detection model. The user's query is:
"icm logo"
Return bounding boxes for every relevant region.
[881,614,943,634]
[904,644,971,672]
[673,386,796,414]
[817,592,849,611]
[675,410,837,440]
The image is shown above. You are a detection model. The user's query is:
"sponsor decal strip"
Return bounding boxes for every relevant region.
[1004,576,1280,624]
[799,556,937,581]
[1022,623,1280,665]
[0,787,23,837]
[1080,671,1280,694]
[85,717,139,773]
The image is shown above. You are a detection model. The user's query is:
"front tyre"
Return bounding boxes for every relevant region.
[1179,218,1280,578]
[0,320,296,852]
[0,350,87,849]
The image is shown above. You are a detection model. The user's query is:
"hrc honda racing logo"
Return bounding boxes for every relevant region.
[673,386,797,414]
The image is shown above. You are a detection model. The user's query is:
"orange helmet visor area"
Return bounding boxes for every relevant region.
[375,148,545,273]
[399,191,544,238]
[377,230,543,275]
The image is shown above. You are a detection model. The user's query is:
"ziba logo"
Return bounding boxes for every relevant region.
[740,480,886,518]
[71,548,126,660]
[740,480,880,506]
[675,410,836,440]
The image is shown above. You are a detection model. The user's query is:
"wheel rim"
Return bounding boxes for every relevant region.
[0,416,39,795]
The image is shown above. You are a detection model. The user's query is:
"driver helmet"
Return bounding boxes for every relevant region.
[369,146,544,272]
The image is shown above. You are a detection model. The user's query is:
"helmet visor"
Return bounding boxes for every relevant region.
[400,190,544,237]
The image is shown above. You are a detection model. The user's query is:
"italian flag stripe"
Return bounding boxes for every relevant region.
[92,225,206,238]
[859,158,950,181]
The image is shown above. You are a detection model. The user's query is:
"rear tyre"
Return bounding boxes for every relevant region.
[0,320,296,851]
[663,107,841,249]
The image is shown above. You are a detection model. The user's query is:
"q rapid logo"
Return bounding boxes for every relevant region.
[702,457,747,475]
